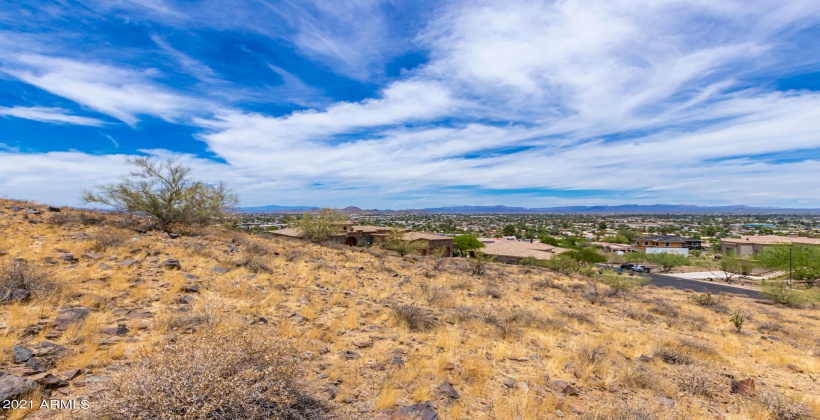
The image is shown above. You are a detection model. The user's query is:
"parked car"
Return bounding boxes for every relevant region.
[631,265,651,273]
[620,263,634,270]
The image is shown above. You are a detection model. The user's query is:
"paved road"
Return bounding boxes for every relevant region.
[597,265,761,299]
[644,272,761,299]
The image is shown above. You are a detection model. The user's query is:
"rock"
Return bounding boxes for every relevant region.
[159,259,182,270]
[388,353,404,367]
[516,382,530,392]
[638,354,654,362]
[0,372,38,402]
[785,364,804,374]
[380,401,439,420]
[435,383,460,400]
[553,380,579,396]
[6,288,31,303]
[326,384,340,400]
[52,307,91,331]
[212,267,231,274]
[352,339,373,348]
[58,253,78,263]
[62,369,81,381]
[100,324,129,336]
[82,252,103,260]
[502,377,517,388]
[555,410,565,418]
[25,357,47,373]
[182,284,200,293]
[731,378,756,396]
[33,341,68,357]
[47,206,61,212]
[118,260,140,268]
[25,209,40,215]
[13,345,33,363]
[29,373,69,389]
[126,311,153,319]
[339,350,361,360]
[167,233,182,239]
[655,396,674,408]
[98,263,112,270]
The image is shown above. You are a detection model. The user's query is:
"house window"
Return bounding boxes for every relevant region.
[665,242,670,247]
[644,241,649,246]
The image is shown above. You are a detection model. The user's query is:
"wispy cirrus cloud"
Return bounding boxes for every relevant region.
[1,54,204,126]
[0,106,106,126]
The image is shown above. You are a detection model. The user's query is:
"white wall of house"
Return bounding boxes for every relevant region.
[646,247,689,256]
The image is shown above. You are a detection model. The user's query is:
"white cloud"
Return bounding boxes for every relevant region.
[1,54,203,126]
[0,106,106,126]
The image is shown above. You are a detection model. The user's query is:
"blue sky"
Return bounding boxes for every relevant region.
[1,0,820,208]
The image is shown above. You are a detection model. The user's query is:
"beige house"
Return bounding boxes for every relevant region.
[481,240,568,264]
[721,235,820,256]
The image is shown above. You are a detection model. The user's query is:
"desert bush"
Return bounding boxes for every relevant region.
[756,391,811,420]
[620,364,661,391]
[559,309,594,326]
[83,156,238,231]
[97,327,325,419]
[761,281,812,307]
[419,283,452,306]
[583,399,673,420]
[677,338,719,359]
[46,213,73,226]
[654,344,694,365]
[531,277,557,290]
[690,291,722,306]
[480,281,503,299]
[393,304,436,332]
[646,299,680,318]
[674,363,725,397]
[470,252,495,275]
[0,260,55,303]
[577,344,608,367]
[235,240,273,273]
[623,308,657,323]
[597,271,648,295]
[87,230,127,252]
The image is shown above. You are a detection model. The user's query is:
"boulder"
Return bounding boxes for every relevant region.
[0,373,37,402]
[52,307,91,331]
[553,380,579,396]
[181,284,200,293]
[100,324,129,336]
[47,206,61,212]
[13,345,33,363]
[378,401,439,420]
[29,373,69,389]
[352,339,373,348]
[159,259,182,270]
[118,260,140,268]
[435,383,460,400]
[25,357,47,373]
[32,341,68,357]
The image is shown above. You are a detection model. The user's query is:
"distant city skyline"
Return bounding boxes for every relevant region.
[1,1,820,208]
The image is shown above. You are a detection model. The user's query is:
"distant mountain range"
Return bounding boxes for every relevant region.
[238,204,820,214]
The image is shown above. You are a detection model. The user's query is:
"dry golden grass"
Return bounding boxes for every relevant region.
[0,198,818,419]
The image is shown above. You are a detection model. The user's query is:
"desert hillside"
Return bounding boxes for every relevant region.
[0,199,818,419]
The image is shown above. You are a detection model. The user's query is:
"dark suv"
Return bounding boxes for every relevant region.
[620,263,634,270]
